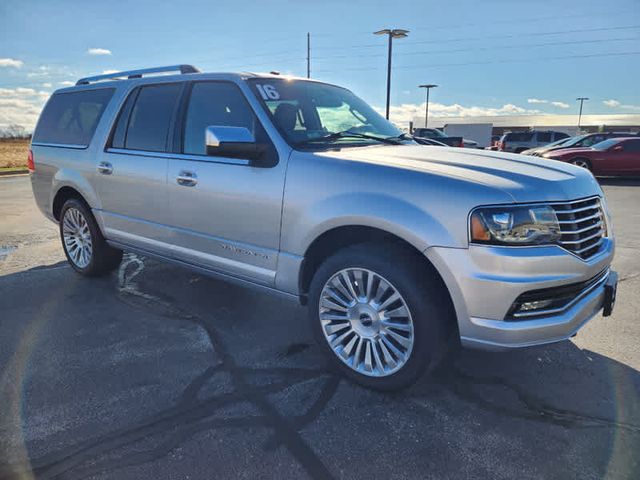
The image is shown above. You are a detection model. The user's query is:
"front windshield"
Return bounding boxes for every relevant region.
[248,79,402,147]
[545,137,572,148]
[591,139,620,151]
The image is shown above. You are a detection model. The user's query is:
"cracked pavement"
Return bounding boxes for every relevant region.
[0,175,639,479]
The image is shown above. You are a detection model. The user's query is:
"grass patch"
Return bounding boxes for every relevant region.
[0,138,30,169]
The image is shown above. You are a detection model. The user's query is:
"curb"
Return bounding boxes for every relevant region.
[0,169,29,177]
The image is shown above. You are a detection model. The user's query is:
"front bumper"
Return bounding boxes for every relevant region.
[424,238,615,350]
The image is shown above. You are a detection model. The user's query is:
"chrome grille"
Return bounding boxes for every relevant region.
[552,197,606,260]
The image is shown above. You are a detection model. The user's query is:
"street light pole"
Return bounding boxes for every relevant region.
[374,28,409,120]
[419,84,438,128]
[576,97,589,131]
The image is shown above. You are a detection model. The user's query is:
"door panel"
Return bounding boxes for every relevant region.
[93,82,182,253]
[94,150,172,254]
[168,157,284,284]
[167,81,285,285]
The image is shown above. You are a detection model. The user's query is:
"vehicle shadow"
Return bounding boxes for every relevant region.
[0,257,638,479]
[598,177,640,187]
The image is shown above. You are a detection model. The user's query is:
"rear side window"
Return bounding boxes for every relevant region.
[625,140,640,152]
[505,132,533,142]
[124,83,182,152]
[536,132,552,143]
[33,88,114,147]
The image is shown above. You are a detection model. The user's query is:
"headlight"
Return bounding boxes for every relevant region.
[470,205,561,245]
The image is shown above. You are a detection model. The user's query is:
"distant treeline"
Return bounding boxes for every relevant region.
[0,124,32,139]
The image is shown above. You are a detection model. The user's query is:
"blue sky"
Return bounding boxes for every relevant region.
[1,0,639,130]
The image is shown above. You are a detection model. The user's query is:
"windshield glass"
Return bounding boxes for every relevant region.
[248,79,401,147]
[544,137,572,148]
[591,139,620,151]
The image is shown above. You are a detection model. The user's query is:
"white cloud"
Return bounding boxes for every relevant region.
[527,98,548,104]
[551,101,570,109]
[0,58,23,68]
[41,82,53,88]
[0,88,49,131]
[59,81,75,86]
[603,99,621,108]
[378,101,542,126]
[87,48,112,56]
[102,69,119,74]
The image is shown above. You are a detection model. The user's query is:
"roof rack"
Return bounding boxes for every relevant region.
[75,64,200,86]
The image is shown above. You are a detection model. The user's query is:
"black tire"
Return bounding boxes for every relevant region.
[570,158,592,171]
[308,243,455,391]
[59,198,122,276]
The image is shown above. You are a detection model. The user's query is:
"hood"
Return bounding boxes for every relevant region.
[544,147,595,157]
[320,144,602,203]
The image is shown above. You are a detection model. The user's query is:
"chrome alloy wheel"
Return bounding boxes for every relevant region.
[62,207,93,268]
[572,159,590,169]
[319,268,414,377]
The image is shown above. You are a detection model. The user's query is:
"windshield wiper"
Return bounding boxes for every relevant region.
[295,130,402,147]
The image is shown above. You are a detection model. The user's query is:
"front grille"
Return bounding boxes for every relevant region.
[551,197,606,260]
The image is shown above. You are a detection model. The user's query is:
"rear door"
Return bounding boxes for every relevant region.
[95,82,184,255]
[166,81,286,286]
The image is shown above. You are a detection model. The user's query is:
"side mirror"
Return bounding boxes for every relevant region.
[205,126,266,161]
[612,145,624,152]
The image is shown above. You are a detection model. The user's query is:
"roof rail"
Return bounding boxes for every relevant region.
[75,64,200,86]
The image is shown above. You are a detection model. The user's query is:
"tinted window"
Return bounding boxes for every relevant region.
[33,88,114,146]
[125,83,181,152]
[554,132,569,140]
[110,89,138,149]
[183,82,256,155]
[624,140,640,152]
[536,132,552,143]
[505,132,533,142]
[579,135,606,147]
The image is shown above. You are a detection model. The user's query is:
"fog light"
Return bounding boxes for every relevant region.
[518,299,554,312]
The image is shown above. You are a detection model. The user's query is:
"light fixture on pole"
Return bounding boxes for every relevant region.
[419,84,438,128]
[374,28,409,120]
[576,97,589,131]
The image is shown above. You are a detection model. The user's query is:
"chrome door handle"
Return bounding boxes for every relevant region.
[176,170,197,186]
[97,161,113,175]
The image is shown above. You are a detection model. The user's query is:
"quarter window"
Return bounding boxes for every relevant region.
[124,83,182,152]
[183,82,256,155]
[33,88,114,146]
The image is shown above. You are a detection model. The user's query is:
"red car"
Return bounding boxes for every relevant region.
[543,137,640,176]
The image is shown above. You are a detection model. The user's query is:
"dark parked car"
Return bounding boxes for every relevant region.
[523,132,639,157]
[498,130,569,153]
[412,136,449,146]
[412,128,471,148]
[543,137,640,175]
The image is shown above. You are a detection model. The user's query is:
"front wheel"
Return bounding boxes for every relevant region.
[60,198,122,276]
[308,243,454,390]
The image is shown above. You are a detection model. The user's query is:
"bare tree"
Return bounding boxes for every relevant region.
[1,124,29,139]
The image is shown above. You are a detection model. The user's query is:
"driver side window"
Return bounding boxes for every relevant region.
[183,82,256,156]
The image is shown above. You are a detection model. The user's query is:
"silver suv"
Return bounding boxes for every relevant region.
[30,65,617,390]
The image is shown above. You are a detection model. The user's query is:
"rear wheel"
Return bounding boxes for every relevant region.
[571,158,592,171]
[60,198,122,276]
[308,243,454,390]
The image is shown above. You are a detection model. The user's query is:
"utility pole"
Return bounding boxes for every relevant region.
[374,29,409,119]
[306,32,311,78]
[576,97,589,131]
[419,84,438,128]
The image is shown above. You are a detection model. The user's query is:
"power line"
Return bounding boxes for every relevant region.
[312,25,640,51]
[312,37,639,61]
[313,51,640,74]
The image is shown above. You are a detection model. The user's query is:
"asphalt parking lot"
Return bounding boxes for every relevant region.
[0,175,639,480]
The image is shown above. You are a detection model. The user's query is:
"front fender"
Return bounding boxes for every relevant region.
[284,192,457,256]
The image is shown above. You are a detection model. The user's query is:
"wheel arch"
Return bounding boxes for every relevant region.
[298,225,452,308]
